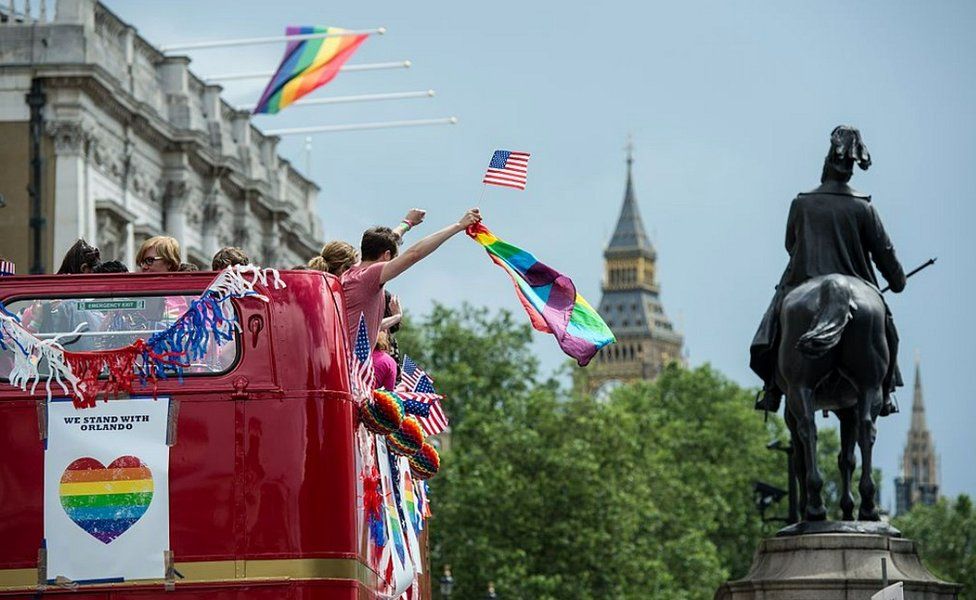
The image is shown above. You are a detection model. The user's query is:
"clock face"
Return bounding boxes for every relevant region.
[595,379,623,402]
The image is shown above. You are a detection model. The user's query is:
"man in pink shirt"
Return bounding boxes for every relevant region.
[341,207,482,348]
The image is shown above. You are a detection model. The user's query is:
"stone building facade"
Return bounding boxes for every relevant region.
[587,151,684,396]
[0,0,323,273]
[895,359,940,515]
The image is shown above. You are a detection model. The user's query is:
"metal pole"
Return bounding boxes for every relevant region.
[161,27,386,53]
[294,89,435,107]
[264,116,458,136]
[881,557,888,588]
[26,78,45,274]
[206,60,412,83]
[242,89,433,112]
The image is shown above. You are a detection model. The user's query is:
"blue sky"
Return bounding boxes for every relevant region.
[104,0,976,507]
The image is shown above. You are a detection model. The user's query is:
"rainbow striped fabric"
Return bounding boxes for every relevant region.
[467,223,615,366]
[254,26,368,115]
[59,456,154,544]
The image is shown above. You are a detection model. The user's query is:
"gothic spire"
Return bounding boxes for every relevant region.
[910,354,927,432]
[606,141,655,258]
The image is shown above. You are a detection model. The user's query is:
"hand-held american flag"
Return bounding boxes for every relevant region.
[396,356,449,436]
[482,150,530,190]
[353,313,375,398]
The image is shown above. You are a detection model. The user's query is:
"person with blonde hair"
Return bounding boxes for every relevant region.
[136,236,181,272]
[316,241,358,276]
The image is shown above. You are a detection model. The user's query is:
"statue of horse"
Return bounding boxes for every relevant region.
[776,273,888,522]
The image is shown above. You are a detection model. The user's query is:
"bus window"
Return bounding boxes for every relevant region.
[0,295,239,380]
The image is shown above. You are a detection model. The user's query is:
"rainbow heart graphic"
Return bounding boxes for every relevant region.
[59,456,154,544]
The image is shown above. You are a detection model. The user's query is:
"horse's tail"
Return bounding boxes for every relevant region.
[796,275,856,358]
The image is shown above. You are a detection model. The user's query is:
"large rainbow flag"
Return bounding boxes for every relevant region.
[467,223,615,366]
[253,26,368,115]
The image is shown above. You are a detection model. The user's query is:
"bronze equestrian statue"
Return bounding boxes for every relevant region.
[750,126,906,521]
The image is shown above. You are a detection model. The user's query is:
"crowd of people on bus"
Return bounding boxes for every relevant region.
[3,206,482,379]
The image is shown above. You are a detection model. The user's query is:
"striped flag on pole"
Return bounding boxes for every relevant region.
[482,150,530,190]
[353,313,375,397]
[396,357,448,436]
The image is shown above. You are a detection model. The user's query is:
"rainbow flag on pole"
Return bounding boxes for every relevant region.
[253,26,368,115]
[467,223,615,366]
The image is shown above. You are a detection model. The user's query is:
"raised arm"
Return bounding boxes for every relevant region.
[380,208,481,284]
[392,209,427,241]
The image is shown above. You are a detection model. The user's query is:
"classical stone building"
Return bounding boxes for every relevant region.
[588,150,684,396]
[0,0,323,273]
[894,359,940,515]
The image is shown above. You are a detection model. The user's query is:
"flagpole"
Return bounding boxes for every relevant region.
[161,27,386,53]
[263,117,458,136]
[245,89,434,111]
[206,60,412,83]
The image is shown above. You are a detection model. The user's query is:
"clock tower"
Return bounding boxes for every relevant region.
[588,145,684,395]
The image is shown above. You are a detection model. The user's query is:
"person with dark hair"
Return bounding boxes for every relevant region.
[57,239,100,274]
[211,247,250,271]
[341,207,481,348]
[178,263,200,272]
[92,260,128,274]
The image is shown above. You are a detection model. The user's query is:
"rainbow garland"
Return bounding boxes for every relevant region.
[467,222,615,366]
[253,26,368,115]
[0,266,284,408]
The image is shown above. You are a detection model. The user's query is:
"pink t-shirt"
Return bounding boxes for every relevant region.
[340,262,386,349]
[372,349,397,391]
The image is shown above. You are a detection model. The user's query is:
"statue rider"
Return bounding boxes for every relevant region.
[750,126,906,416]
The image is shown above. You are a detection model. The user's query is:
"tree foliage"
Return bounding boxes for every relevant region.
[398,304,788,599]
[894,495,976,595]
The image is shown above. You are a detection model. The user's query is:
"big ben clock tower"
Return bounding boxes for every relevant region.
[588,144,684,395]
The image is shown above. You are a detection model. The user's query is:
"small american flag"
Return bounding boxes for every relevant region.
[353,313,375,398]
[399,355,423,391]
[413,374,449,436]
[397,357,449,436]
[482,150,530,190]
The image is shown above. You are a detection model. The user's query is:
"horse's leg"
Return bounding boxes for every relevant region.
[857,386,882,521]
[789,385,826,521]
[837,407,857,521]
[784,407,807,519]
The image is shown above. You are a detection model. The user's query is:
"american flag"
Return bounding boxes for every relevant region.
[352,313,375,398]
[399,355,424,391]
[482,150,530,190]
[396,356,449,436]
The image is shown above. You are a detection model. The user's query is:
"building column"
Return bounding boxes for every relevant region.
[47,120,93,265]
[162,179,189,253]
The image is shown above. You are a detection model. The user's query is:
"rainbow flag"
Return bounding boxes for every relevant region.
[253,26,368,115]
[467,223,615,366]
[59,456,154,544]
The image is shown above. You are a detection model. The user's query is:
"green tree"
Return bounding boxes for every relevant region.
[400,305,787,598]
[894,495,976,595]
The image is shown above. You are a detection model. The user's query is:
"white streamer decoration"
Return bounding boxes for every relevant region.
[0,266,284,404]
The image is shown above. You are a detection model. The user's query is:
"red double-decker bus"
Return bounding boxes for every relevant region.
[0,270,423,598]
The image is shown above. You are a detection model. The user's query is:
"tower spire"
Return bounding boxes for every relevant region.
[606,137,654,258]
[911,352,926,431]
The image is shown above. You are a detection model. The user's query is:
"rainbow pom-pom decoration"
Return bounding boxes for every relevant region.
[360,389,404,435]
[388,416,425,456]
[409,442,440,480]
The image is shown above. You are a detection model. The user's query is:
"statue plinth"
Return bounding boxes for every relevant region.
[715,530,961,599]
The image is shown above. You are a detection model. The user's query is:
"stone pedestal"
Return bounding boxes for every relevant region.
[715,532,961,599]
